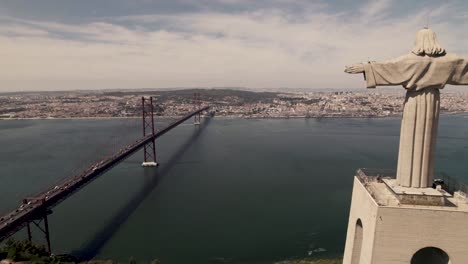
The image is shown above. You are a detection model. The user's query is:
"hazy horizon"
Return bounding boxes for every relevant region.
[2,86,468,95]
[0,86,366,94]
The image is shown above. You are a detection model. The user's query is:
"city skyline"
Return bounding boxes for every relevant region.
[2,88,468,119]
[0,0,467,92]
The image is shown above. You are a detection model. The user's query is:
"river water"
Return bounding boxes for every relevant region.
[1,116,467,263]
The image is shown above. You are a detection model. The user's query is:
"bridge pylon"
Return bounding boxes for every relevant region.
[193,92,202,125]
[22,198,52,255]
[141,97,158,167]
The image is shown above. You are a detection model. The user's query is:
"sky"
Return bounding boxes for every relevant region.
[0,0,467,92]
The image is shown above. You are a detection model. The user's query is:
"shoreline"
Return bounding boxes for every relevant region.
[1,111,466,121]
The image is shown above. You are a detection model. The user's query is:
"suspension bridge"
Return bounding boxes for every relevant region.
[0,93,209,253]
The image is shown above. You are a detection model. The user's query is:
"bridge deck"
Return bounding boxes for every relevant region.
[0,106,209,242]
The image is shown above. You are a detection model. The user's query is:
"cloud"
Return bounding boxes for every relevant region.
[0,0,466,91]
[360,0,392,19]
[0,24,49,36]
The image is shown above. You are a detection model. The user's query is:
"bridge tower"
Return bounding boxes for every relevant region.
[141,97,158,167]
[23,198,52,254]
[193,92,201,125]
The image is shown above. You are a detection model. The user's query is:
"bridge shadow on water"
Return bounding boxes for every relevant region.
[72,117,212,260]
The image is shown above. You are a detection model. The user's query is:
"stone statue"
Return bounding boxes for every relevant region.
[345,28,468,188]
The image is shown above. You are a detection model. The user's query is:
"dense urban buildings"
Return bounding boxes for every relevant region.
[1,89,468,119]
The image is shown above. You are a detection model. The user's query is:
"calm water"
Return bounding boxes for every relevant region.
[1,116,468,263]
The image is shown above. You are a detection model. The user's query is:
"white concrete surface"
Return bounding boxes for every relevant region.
[141,161,158,167]
[343,176,468,264]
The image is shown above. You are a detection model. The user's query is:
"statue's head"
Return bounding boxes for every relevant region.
[412,28,446,56]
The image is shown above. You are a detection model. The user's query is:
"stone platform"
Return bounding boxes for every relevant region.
[382,178,451,206]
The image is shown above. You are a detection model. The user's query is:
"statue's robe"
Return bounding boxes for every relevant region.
[363,53,468,188]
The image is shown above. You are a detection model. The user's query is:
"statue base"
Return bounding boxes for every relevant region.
[343,169,468,264]
[382,178,451,206]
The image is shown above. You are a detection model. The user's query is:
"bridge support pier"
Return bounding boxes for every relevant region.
[142,161,158,167]
[27,215,52,254]
[141,97,158,167]
[26,222,32,242]
[23,199,52,254]
[194,113,201,126]
[43,214,51,255]
[193,93,202,126]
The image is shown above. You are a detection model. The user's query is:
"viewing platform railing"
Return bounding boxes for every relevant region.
[441,173,468,196]
[357,168,468,196]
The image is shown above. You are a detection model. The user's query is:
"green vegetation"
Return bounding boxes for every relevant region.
[1,239,340,264]
[0,239,77,263]
[0,240,164,264]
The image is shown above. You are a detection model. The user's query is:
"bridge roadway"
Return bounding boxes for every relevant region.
[0,106,209,242]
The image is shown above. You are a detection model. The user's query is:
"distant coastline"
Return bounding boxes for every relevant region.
[2,88,468,120]
[1,111,466,121]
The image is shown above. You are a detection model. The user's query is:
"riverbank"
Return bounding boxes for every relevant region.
[1,239,342,264]
[2,111,467,121]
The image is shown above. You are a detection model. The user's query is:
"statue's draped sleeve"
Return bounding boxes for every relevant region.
[363,55,414,88]
[448,58,468,85]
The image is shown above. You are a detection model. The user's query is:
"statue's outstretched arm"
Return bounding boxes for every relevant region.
[344,64,364,74]
[449,58,468,85]
[345,55,411,89]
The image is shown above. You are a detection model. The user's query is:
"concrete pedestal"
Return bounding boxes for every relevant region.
[343,175,468,264]
[141,161,158,167]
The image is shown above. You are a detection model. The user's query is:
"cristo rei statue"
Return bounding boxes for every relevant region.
[345,28,468,188]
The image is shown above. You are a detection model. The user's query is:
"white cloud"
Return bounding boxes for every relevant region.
[360,0,392,20]
[0,24,49,36]
[0,1,466,91]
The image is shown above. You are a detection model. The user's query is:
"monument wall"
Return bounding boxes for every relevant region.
[373,206,468,263]
[343,177,379,264]
[343,176,468,263]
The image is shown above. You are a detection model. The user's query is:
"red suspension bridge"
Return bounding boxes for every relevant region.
[0,94,209,253]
